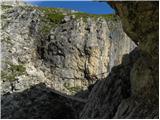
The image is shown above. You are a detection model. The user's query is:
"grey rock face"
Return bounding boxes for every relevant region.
[37,17,136,93]
[1,4,135,95]
[1,6,45,94]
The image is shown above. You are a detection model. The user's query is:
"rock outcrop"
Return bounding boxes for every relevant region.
[1,4,135,95]
[80,1,159,119]
[109,1,159,99]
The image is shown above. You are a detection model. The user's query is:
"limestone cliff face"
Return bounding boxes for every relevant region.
[1,4,135,95]
[38,15,135,90]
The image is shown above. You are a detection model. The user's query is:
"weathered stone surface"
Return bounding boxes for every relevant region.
[37,14,135,93]
[1,4,135,95]
[80,1,159,119]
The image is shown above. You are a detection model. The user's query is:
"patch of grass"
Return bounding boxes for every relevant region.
[1,14,7,19]
[73,12,117,21]
[40,22,56,35]
[23,6,117,37]
[47,13,64,24]
[2,36,13,45]
[1,61,26,82]
[34,6,69,14]
[1,5,12,10]
[36,7,64,35]
[68,86,82,93]
[64,82,82,94]
[36,6,64,22]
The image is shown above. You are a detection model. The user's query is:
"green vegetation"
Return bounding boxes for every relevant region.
[36,6,116,21]
[73,12,117,21]
[1,5,12,10]
[40,21,56,35]
[40,13,64,34]
[47,13,64,24]
[33,7,64,35]
[1,61,26,82]
[64,82,82,94]
[17,6,117,36]
[34,7,65,23]
[1,14,7,19]
[36,7,65,14]
[2,36,13,45]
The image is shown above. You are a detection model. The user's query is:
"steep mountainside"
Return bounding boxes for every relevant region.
[1,4,135,95]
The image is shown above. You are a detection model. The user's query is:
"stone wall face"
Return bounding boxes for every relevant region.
[38,17,135,90]
[1,5,135,95]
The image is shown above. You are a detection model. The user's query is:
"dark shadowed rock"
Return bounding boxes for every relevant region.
[80,1,158,118]
[1,83,85,119]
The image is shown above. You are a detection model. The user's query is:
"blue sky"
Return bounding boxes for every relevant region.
[25,1,114,14]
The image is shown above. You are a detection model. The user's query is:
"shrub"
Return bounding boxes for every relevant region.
[64,82,82,94]
[1,62,26,82]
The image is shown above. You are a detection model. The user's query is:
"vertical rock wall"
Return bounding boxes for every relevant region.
[38,16,136,92]
[1,4,135,95]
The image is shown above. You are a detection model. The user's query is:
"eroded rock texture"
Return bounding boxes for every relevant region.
[1,3,135,95]
[80,1,159,119]
[38,16,135,91]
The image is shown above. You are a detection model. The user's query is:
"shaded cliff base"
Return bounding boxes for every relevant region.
[1,48,158,119]
[1,83,86,119]
[80,48,158,119]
